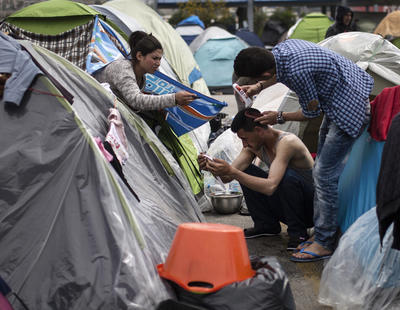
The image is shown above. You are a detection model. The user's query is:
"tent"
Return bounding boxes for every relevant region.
[286,12,333,43]
[0,32,204,309]
[176,15,205,45]
[0,0,214,196]
[0,0,129,73]
[190,26,249,92]
[235,28,264,47]
[374,10,400,49]
[261,20,287,48]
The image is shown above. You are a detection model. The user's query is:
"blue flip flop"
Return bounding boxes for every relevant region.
[293,241,313,253]
[290,248,332,263]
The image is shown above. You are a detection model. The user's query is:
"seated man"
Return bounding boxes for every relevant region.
[198,108,314,250]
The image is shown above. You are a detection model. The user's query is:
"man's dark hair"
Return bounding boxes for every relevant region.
[231,108,268,133]
[129,31,163,63]
[234,47,275,77]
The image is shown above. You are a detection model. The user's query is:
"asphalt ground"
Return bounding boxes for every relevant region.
[203,94,332,310]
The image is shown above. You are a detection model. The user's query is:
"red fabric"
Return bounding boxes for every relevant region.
[368,85,400,141]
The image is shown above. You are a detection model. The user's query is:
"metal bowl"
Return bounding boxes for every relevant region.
[209,191,243,214]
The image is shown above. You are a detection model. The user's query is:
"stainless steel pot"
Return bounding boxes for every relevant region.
[209,191,243,214]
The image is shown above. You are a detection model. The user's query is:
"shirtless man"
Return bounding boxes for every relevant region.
[198,108,314,251]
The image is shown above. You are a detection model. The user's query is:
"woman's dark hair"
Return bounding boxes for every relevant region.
[129,31,162,63]
[234,47,275,77]
[231,108,268,133]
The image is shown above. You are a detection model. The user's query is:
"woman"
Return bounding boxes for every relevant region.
[94,31,195,110]
[95,31,204,196]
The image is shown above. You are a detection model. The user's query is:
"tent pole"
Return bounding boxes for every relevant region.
[247,0,254,32]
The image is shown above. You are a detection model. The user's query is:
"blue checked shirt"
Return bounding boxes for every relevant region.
[272,39,374,138]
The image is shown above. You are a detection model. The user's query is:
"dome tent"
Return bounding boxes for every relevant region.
[190,26,248,92]
[176,15,205,45]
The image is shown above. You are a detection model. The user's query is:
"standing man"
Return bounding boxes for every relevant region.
[233,40,373,262]
[199,108,315,251]
[325,6,355,39]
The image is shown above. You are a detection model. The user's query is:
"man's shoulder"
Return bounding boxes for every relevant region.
[276,133,306,153]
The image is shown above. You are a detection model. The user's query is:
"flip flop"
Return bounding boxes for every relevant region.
[293,241,313,253]
[290,248,332,263]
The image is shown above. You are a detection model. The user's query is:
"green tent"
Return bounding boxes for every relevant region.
[288,12,333,43]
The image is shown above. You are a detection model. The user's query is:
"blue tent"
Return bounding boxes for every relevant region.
[177,15,205,29]
[190,26,248,90]
[235,28,264,47]
[176,15,205,45]
[337,129,385,233]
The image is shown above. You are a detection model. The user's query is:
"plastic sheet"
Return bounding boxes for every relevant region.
[319,207,400,310]
[204,129,243,195]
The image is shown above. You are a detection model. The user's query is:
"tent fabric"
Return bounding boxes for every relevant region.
[337,128,385,233]
[319,207,400,310]
[320,32,400,94]
[176,16,205,45]
[3,0,100,35]
[1,35,204,309]
[176,25,204,45]
[190,26,248,88]
[374,11,400,38]
[235,28,264,47]
[0,20,94,70]
[177,15,205,29]
[261,20,287,47]
[287,12,333,43]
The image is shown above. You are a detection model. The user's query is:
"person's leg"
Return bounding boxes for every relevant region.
[276,169,314,238]
[293,120,356,260]
[240,164,281,236]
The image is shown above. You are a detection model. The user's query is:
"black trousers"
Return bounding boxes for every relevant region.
[240,164,314,238]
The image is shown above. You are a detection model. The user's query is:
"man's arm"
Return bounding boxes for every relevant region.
[198,148,255,183]
[208,140,294,195]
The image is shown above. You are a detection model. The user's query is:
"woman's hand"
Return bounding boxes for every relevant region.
[175,91,197,106]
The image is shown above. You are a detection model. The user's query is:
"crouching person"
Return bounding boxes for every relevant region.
[198,108,314,250]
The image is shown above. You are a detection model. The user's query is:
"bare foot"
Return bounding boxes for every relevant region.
[292,242,332,259]
[295,235,315,252]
